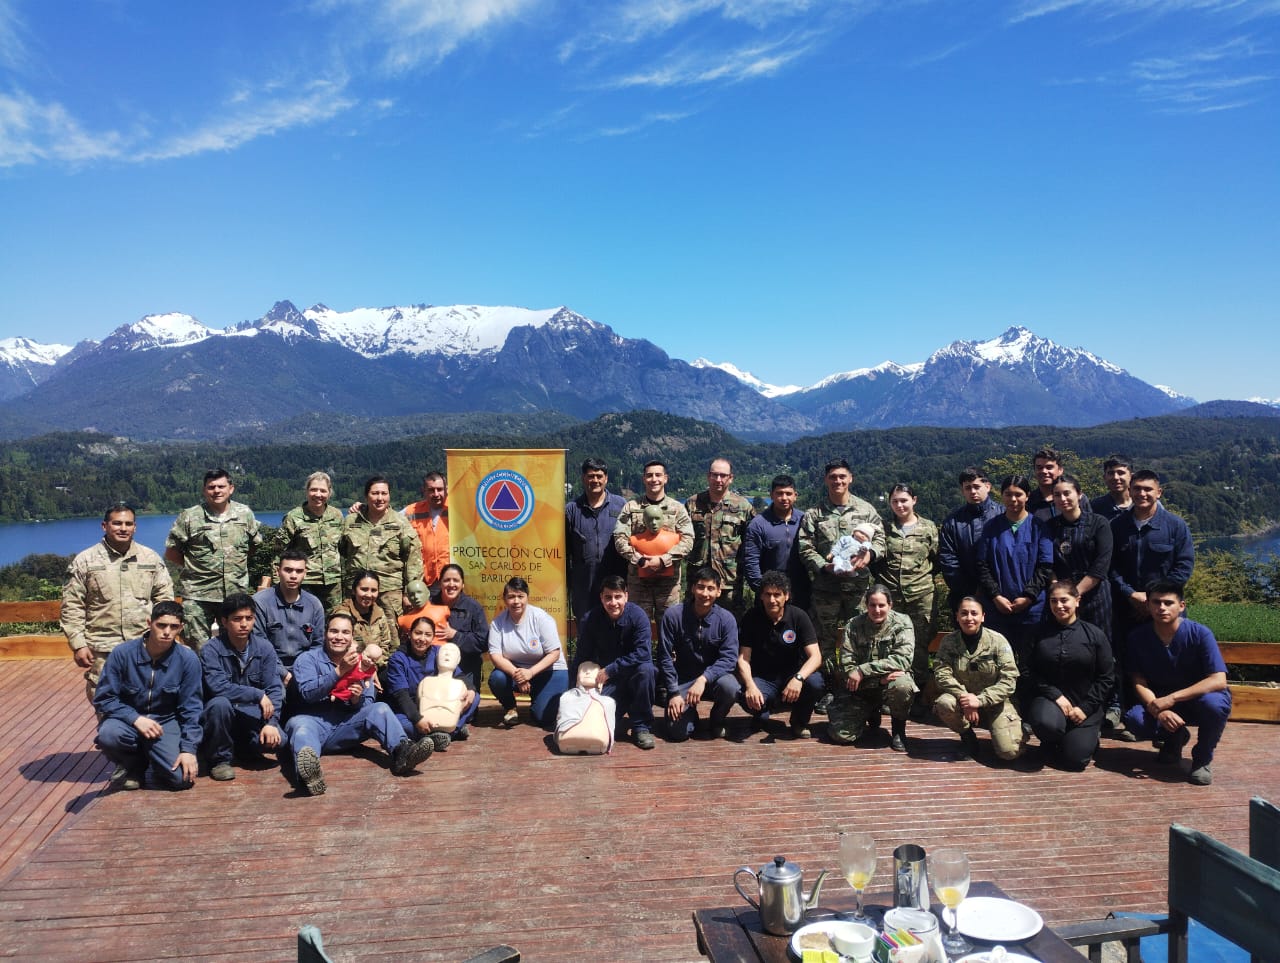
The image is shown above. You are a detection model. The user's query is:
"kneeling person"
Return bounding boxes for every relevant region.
[933,596,1027,761]
[201,594,285,781]
[386,617,478,749]
[656,568,739,741]
[715,571,824,740]
[94,600,202,791]
[571,576,658,749]
[1122,580,1230,786]
[284,613,434,796]
[827,585,918,751]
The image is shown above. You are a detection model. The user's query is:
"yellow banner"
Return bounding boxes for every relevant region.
[445,449,567,641]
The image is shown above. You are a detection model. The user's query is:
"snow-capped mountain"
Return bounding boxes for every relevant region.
[0,310,1195,441]
[691,359,803,398]
[759,326,1194,431]
[0,336,75,401]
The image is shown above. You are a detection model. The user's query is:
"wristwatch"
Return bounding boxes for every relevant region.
[794,672,805,682]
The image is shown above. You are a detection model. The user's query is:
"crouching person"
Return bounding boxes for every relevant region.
[827,585,918,752]
[94,600,202,791]
[933,596,1027,762]
[200,593,285,782]
[284,613,434,796]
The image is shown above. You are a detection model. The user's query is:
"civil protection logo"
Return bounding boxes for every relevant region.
[782,629,797,645]
[475,469,535,532]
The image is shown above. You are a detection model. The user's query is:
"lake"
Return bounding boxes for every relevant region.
[1,512,1277,568]
[0,513,285,566]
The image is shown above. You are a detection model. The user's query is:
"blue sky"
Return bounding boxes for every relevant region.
[1,0,1277,402]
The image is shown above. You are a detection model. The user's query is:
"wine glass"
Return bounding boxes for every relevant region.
[837,831,877,924]
[929,848,972,958]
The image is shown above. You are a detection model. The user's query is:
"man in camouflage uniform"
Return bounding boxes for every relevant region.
[275,470,344,614]
[797,459,886,662]
[932,598,1027,761]
[612,460,694,620]
[685,458,755,614]
[62,503,174,705]
[825,588,917,751]
[165,469,262,651]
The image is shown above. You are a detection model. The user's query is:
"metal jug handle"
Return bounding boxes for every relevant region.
[733,866,761,911]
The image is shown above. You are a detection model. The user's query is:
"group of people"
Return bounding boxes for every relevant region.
[62,448,1231,795]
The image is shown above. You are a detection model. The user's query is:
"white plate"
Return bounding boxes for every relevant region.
[955,896,1044,942]
[788,920,869,961]
[955,953,1038,963]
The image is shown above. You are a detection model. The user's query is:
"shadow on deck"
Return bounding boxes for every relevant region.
[2,658,1277,962]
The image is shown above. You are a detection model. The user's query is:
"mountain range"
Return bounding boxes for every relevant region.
[0,301,1211,442]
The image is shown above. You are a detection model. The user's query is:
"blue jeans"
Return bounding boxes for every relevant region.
[285,703,405,760]
[395,690,481,739]
[488,667,569,729]
[1123,690,1232,768]
[663,676,738,741]
[202,696,285,765]
[96,718,192,790]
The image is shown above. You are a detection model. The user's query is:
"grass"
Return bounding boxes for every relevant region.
[1189,603,1280,644]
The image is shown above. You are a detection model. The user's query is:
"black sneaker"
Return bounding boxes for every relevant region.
[391,736,434,775]
[1157,726,1191,764]
[958,728,980,760]
[295,748,326,796]
[633,729,656,750]
[110,765,143,791]
[813,692,833,716]
[429,732,452,752]
[453,725,471,741]
[209,763,236,782]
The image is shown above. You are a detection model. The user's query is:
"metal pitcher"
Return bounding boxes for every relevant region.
[734,855,829,936]
[893,844,929,909]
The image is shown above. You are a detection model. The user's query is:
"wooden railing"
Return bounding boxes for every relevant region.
[3,600,1276,721]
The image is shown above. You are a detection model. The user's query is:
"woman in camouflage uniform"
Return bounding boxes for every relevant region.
[340,475,424,620]
[933,596,1027,762]
[876,484,939,698]
[278,471,345,614]
[332,570,397,668]
[826,585,918,752]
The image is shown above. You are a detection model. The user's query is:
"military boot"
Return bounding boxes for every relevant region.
[890,717,908,753]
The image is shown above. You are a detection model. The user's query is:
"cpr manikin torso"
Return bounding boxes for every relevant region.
[555,662,616,755]
[416,641,467,731]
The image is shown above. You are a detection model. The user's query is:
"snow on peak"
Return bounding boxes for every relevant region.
[1248,396,1280,408]
[931,326,1124,375]
[106,313,214,350]
[299,303,565,358]
[809,360,923,391]
[692,359,804,398]
[0,337,73,366]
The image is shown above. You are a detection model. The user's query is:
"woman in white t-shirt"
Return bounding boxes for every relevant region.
[487,577,569,730]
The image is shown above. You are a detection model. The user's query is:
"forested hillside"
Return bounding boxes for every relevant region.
[2,411,1278,537]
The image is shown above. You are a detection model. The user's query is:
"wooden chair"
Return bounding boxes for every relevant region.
[298,925,520,963]
[1249,796,1280,870]
[1060,822,1280,963]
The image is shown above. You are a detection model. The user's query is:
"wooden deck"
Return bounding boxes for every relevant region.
[1,657,1278,963]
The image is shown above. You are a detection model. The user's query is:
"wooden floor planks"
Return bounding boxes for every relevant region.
[1,658,1277,961]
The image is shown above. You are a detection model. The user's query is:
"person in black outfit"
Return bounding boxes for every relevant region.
[1026,581,1114,770]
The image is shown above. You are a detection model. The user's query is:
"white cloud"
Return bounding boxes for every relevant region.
[1009,0,1280,25]
[0,0,26,71]
[593,108,695,136]
[606,32,818,87]
[0,78,356,168]
[137,79,357,160]
[320,0,543,72]
[0,89,126,167]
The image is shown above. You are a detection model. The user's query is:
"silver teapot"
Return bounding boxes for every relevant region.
[733,856,829,935]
